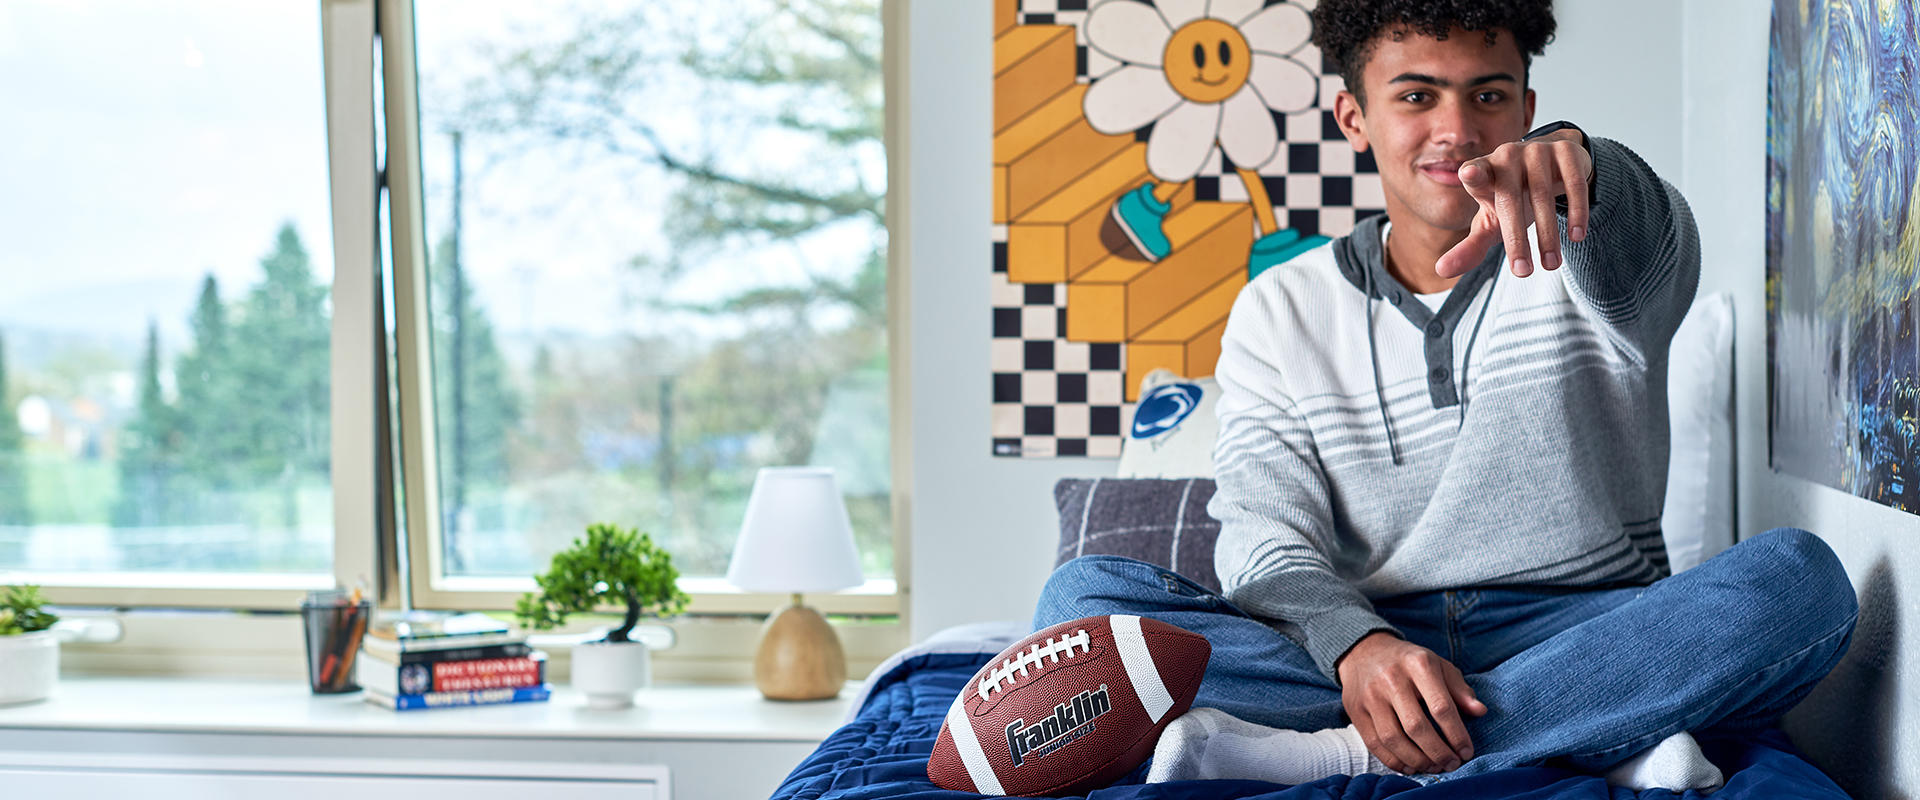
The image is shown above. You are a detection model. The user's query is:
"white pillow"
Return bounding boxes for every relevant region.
[1116,369,1218,479]
[1117,293,1738,573]
[1662,292,1736,572]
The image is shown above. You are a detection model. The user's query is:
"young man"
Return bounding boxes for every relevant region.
[1033,0,1859,788]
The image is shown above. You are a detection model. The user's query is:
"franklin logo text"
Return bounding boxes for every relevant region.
[1005,684,1112,767]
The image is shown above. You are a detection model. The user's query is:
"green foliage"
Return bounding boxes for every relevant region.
[105,225,336,546]
[175,275,246,490]
[229,224,331,489]
[440,0,893,577]
[22,451,112,526]
[0,584,57,636]
[429,232,523,562]
[514,522,688,642]
[112,322,187,527]
[0,330,29,529]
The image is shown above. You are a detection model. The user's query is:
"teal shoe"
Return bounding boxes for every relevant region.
[1248,229,1331,281]
[1111,183,1173,261]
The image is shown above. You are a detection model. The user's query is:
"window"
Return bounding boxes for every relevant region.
[0,1,338,600]
[0,0,899,624]
[399,0,893,609]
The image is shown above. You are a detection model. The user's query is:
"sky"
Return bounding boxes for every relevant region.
[0,1,334,347]
[0,0,885,362]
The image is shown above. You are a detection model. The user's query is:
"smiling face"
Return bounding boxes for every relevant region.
[1332,26,1535,238]
[1162,18,1252,104]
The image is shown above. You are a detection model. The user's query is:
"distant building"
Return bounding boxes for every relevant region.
[16,393,121,460]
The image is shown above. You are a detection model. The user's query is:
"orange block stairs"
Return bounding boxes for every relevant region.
[993,0,1253,402]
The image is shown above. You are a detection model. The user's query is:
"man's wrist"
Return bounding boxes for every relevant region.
[1334,629,1402,684]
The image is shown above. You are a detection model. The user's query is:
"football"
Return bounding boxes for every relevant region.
[928,615,1210,796]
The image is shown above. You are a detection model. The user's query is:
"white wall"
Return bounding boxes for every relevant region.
[903,0,1688,641]
[1683,2,1919,796]
[1529,0,1683,180]
[906,0,1109,640]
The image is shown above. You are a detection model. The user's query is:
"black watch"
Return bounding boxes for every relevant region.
[1521,120,1597,211]
[1523,119,1588,148]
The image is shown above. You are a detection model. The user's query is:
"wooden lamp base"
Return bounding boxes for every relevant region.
[754,594,846,701]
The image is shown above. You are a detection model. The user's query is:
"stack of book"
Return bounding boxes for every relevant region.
[357,612,550,711]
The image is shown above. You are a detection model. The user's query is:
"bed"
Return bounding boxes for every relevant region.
[772,294,1852,798]
[772,624,1851,799]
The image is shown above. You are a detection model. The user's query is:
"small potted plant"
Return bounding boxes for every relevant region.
[0,584,61,706]
[516,523,689,709]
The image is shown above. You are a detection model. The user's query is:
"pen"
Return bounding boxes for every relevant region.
[337,600,369,691]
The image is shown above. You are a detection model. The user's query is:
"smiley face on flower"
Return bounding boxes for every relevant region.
[1083,0,1324,271]
[1164,17,1254,104]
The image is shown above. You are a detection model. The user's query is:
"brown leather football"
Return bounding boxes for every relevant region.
[928,615,1210,796]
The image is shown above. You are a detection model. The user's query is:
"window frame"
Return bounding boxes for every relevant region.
[27,0,382,611]
[28,0,909,657]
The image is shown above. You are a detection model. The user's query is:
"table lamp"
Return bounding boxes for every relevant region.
[727,466,864,700]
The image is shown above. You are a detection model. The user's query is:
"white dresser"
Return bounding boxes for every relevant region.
[0,677,855,799]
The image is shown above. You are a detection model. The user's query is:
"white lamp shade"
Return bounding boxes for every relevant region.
[727,467,865,594]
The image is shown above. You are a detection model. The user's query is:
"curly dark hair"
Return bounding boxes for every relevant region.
[1310,0,1556,108]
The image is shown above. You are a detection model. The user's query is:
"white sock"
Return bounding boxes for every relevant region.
[1147,707,1396,784]
[1603,732,1725,794]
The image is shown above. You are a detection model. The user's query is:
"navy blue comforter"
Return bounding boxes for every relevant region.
[773,651,1851,800]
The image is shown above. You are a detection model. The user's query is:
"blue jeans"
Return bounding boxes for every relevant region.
[1032,527,1858,779]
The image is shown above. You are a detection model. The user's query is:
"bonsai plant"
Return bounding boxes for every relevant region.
[0,584,61,706]
[0,584,58,637]
[515,523,689,708]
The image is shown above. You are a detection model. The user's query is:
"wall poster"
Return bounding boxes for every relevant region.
[1768,0,1920,511]
[989,0,1385,458]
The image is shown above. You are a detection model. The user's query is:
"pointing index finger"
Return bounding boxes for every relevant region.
[1457,159,1494,203]
[1558,143,1591,242]
[1489,154,1532,277]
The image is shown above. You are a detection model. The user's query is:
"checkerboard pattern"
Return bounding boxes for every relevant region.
[991,0,1386,458]
[991,232,1131,458]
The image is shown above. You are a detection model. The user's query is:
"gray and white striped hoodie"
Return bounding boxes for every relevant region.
[1209,136,1701,681]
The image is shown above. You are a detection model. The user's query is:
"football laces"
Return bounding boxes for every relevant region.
[977,628,1091,701]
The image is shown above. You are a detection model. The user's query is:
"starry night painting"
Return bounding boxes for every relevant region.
[1768,0,1920,512]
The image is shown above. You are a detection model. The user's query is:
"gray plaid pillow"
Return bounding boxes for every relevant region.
[1053,478,1221,594]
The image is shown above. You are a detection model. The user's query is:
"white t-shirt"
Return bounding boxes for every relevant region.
[1380,220,1452,310]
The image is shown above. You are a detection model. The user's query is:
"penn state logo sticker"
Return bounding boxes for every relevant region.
[1131,382,1203,439]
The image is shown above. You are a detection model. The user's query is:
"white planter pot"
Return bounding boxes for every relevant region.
[0,631,58,706]
[572,640,650,710]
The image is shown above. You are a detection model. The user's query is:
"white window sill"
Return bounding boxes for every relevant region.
[52,611,905,686]
[0,676,858,743]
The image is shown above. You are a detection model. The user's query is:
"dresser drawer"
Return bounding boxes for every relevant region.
[0,752,668,799]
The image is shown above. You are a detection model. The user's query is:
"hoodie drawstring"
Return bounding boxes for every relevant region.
[1456,268,1500,420]
[1367,262,1500,463]
[1363,266,1402,466]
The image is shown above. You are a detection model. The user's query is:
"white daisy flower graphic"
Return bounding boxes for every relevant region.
[1082,0,1318,181]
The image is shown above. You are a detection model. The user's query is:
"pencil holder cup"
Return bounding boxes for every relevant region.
[301,599,370,694]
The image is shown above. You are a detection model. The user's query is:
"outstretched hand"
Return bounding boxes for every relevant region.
[1434,129,1592,280]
